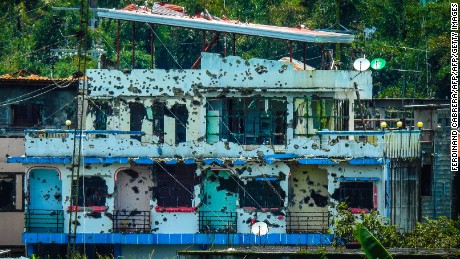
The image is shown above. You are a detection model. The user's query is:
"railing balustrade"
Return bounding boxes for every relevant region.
[112,210,151,233]
[25,209,64,233]
[286,211,330,233]
[199,211,237,233]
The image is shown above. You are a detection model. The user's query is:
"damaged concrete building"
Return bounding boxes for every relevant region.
[0,71,77,255]
[7,3,429,258]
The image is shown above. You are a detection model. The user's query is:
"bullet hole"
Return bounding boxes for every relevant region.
[163,217,167,222]
[132,186,139,193]
[310,190,328,207]
[155,221,159,225]
[104,212,113,220]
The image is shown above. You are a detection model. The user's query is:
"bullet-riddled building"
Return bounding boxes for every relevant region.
[8,3,423,258]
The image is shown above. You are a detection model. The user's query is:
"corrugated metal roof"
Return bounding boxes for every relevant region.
[97,4,354,44]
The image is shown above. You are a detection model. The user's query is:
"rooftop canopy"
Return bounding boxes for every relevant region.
[97,3,354,44]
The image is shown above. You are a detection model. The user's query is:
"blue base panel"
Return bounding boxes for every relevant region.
[23,233,333,246]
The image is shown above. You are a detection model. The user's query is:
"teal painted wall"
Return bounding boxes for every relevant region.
[201,170,238,231]
[28,168,62,210]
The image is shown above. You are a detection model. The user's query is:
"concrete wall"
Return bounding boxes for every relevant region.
[0,138,24,246]
[421,109,453,220]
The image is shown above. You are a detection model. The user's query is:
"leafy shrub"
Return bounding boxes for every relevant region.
[403,216,460,249]
[333,202,401,247]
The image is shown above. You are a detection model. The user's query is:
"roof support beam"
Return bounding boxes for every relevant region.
[192,32,220,69]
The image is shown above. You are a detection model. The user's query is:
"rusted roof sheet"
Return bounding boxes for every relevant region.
[98,4,354,44]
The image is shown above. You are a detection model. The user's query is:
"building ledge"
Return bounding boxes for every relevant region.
[8,156,385,166]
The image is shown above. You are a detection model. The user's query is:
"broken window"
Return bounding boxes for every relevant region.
[421,165,432,196]
[154,164,196,207]
[336,181,374,210]
[0,173,22,211]
[129,102,146,141]
[77,176,107,207]
[293,97,349,137]
[145,102,187,144]
[239,178,285,208]
[146,101,165,143]
[206,98,287,145]
[93,102,111,130]
[11,104,42,126]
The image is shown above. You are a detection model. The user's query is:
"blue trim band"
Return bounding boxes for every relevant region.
[203,158,224,165]
[338,177,380,181]
[297,158,339,165]
[7,157,71,164]
[23,233,333,245]
[349,158,384,165]
[255,177,278,181]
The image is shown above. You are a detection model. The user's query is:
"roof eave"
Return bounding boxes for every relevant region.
[97,10,354,44]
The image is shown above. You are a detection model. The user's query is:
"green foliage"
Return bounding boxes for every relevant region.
[333,203,460,250]
[354,224,393,259]
[359,211,402,248]
[333,203,401,248]
[0,0,450,98]
[403,217,460,249]
[333,202,356,246]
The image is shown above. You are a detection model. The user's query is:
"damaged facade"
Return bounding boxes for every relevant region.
[10,53,424,257]
[6,3,436,258]
[0,73,77,253]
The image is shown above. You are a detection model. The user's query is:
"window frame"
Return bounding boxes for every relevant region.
[337,181,375,211]
[0,172,24,212]
[293,97,349,137]
[239,178,285,209]
[206,97,287,145]
[153,163,197,208]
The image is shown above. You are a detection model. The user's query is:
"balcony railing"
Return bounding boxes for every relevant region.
[199,211,237,233]
[112,210,151,233]
[286,211,330,233]
[25,209,64,233]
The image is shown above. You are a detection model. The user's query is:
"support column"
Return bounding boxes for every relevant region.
[131,22,136,70]
[150,24,155,69]
[116,20,120,69]
[114,244,122,258]
[26,243,35,257]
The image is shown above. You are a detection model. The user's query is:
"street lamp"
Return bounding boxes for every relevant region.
[65,120,72,130]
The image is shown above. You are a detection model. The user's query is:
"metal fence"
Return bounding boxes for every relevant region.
[112,210,151,233]
[286,211,330,233]
[25,209,64,233]
[199,211,237,233]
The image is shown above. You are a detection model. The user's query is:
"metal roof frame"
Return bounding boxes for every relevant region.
[97,9,354,44]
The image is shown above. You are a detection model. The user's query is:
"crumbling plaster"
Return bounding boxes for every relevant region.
[86,53,372,99]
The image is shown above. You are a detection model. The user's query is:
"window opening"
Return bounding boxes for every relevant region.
[239,178,285,208]
[336,181,374,210]
[129,102,146,141]
[420,164,432,196]
[93,102,111,130]
[293,97,349,137]
[76,176,107,207]
[0,173,18,211]
[164,104,187,144]
[11,104,42,126]
[154,164,196,207]
[206,98,287,145]
[149,101,165,143]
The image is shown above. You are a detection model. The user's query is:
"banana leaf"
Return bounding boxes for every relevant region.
[354,224,393,259]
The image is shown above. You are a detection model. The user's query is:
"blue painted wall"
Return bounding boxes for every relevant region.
[28,168,62,210]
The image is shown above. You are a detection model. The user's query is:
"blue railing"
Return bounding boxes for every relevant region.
[25,209,64,233]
